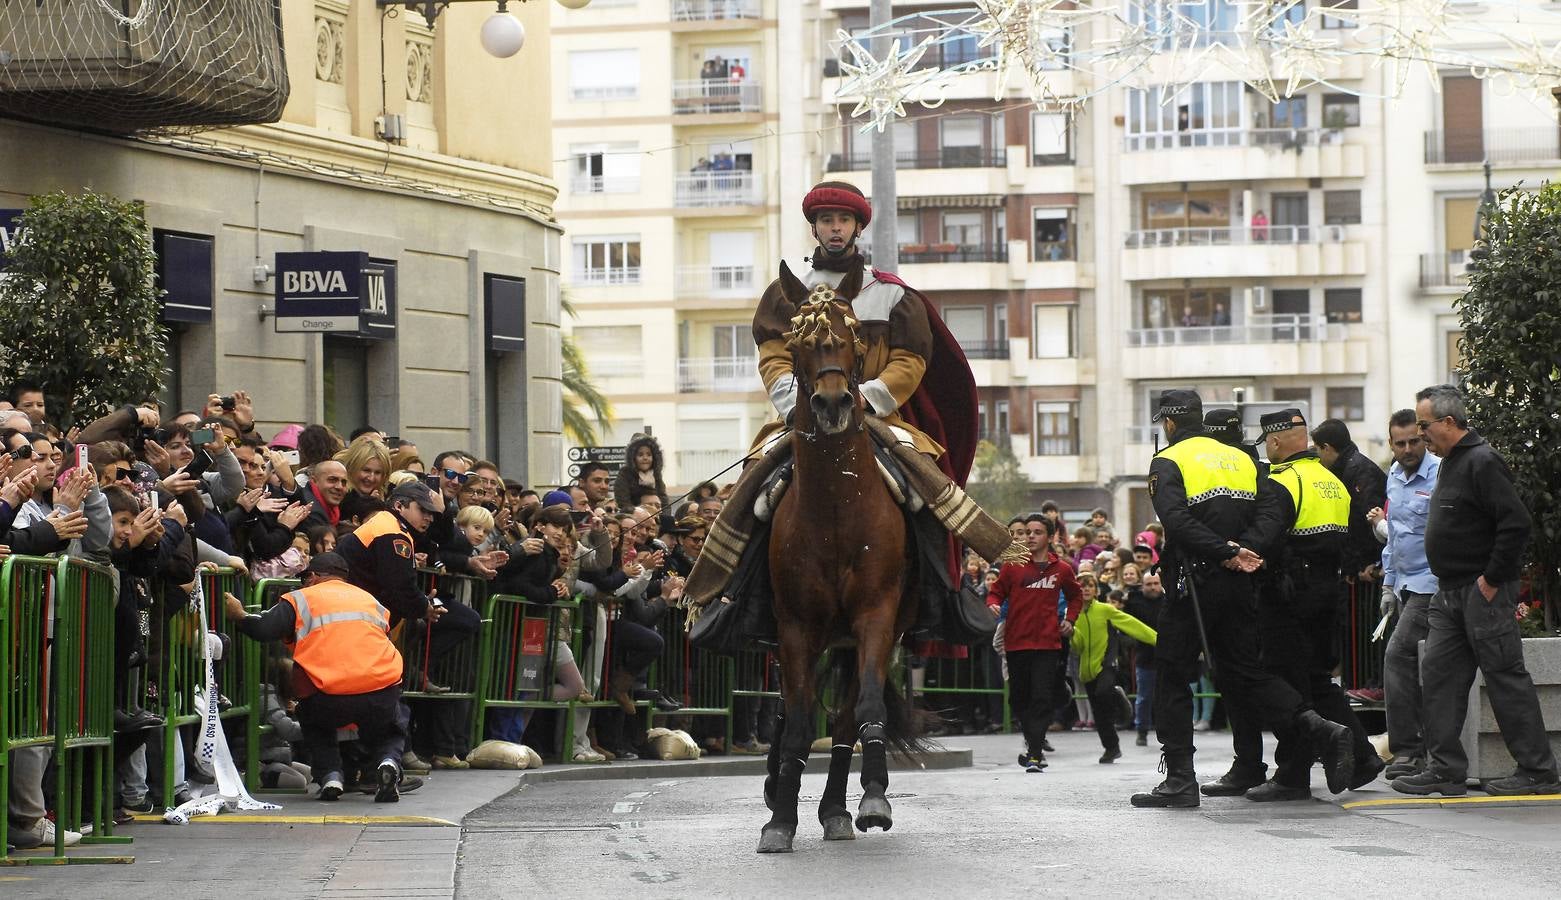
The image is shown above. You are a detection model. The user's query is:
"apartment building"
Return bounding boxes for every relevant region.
[560,0,1561,525]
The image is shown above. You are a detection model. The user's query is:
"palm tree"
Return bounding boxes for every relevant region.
[560,291,613,445]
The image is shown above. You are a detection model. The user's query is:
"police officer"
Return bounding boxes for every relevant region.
[1131,390,1355,809]
[1230,409,1385,800]
[337,481,448,625]
[225,553,408,802]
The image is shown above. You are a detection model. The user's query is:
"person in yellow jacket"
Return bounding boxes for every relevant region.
[1071,573,1157,764]
[226,552,409,803]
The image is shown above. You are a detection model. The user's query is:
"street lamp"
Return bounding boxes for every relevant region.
[376,0,590,58]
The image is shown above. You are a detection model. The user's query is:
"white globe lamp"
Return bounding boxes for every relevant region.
[556,0,592,9]
[480,8,526,58]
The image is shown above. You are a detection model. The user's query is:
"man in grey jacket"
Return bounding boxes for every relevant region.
[1392,384,1560,797]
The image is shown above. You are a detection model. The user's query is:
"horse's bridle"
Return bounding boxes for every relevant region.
[785,289,866,440]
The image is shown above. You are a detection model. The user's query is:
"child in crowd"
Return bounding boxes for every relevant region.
[1070,578,1156,763]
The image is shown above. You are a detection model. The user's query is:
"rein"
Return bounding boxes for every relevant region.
[785,287,867,443]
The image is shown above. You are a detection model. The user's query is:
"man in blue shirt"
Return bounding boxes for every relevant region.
[1375,408,1440,779]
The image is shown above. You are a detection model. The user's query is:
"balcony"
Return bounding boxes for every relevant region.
[1120,315,1367,380]
[1420,251,1470,290]
[899,243,1009,264]
[570,175,640,195]
[587,358,646,379]
[958,339,1009,361]
[677,356,762,393]
[676,449,740,485]
[674,171,763,208]
[672,80,761,115]
[1424,128,1561,166]
[675,264,758,297]
[1121,225,1363,279]
[1118,128,1365,184]
[573,267,641,286]
[672,0,760,21]
[570,85,638,102]
[825,148,1007,172]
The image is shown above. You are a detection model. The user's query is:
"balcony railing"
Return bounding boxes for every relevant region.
[1126,314,1343,347]
[573,267,641,286]
[570,85,638,102]
[570,175,640,194]
[675,264,758,296]
[1123,225,1346,247]
[825,148,1007,172]
[677,449,741,485]
[674,171,763,207]
[958,340,1009,360]
[899,243,1008,263]
[1424,128,1561,165]
[1419,250,1470,289]
[677,356,761,393]
[672,80,761,114]
[1123,127,1348,152]
[671,0,760,21]
[586,358,645,378]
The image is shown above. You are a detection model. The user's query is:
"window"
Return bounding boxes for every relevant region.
[1125,82,1244,150]
[1267,96,1307,129]
[1322,93,1360,128]
[710,323,754,360]
[940,117,984,166]
[941,211,984,246]
[896,212,920,244]
[572,236,641,285]
[994,303,1008,345]
[1031,111,1071,164]
[323,337,368,436]
[1445,329,1466,380]
[1443,196,1481,253]
[569,49,639,100]
[1033,208,1073,261]
[1273,387,1312,406]
[977,402,988,438]
[1320,0,1358,29]
[573,324,643,377]
[1141,190,1230,230]
[1034,401,1079,456]
[995,400,1010,436]
[1032,305,1076,359]
[1271,289,1310,316]
[1324,190,1361,226]
[1326,387,1365,421]
[570,143,640,193]
[943,306,987,346]
[1139,288,1232,328]
[1323,288,1362,324]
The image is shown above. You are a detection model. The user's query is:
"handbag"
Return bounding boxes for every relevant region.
[939,584,998,645]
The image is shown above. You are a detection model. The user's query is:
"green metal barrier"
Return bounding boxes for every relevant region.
[1,555,132,865]
[247,577,300,793]
[648,606,734,732]
[472,593,575,756]
[918,651,1012,733]
[727,649,781,750]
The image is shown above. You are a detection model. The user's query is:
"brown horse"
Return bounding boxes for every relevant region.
[758,263,926,854]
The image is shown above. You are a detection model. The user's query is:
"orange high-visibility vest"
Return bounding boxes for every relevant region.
[285,579,403,695]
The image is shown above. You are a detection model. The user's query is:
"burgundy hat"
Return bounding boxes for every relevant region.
[803,181,872,226]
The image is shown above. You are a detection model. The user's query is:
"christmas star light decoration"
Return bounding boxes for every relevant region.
[834,31,949,133]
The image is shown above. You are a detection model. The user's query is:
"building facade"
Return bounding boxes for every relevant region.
[0,0,564,485]
[558,0,1561,525]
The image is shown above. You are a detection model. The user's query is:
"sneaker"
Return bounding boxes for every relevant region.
[1040,737,1056,753]
[1024,755,1047,773]
[318,775,344,801]
[1391,769,1466,797]
[572,749,607,763]
[1193,720,1212,732]
[401,751,433,774]
[18,816,80,847]
[114,706,164,733]
[374,760,400,803]
[121,796,155,815]
[1384,755,1423,780]
[359,775,424,794]
[431,755,470,770]
[730,739,768,755]
[1135,732,1149,747]
[1483,772,1561,797]
[1099,747,1122,764]
[615,750,639,761]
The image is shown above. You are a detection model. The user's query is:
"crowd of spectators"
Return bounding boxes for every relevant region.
[0,379,748,849]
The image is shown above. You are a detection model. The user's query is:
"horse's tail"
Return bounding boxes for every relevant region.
[824,647,936,759]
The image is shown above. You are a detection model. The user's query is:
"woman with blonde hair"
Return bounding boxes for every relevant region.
[335,436,393,524]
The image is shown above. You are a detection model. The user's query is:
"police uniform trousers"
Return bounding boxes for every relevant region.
[1228,565,1375,785]
[298,683,409,784]
[1154,567,1307,764]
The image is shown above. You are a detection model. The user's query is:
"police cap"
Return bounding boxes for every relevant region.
[1203,408,1244,446]
[1259,408,1307,435]
[1151,388,1202,423]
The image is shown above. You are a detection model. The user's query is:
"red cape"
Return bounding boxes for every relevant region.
[871,269,979,488]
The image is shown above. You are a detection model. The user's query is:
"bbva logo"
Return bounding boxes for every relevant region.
[282,269,349,294]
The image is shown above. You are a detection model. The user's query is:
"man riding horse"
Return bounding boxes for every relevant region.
[684,180,1025,648]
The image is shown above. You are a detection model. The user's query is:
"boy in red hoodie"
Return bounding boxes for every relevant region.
[992,514,1083,771]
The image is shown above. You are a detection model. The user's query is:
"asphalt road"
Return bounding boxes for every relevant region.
[455,731,1561,898]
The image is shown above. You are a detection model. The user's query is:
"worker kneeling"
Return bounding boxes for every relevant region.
[226,552,409,802]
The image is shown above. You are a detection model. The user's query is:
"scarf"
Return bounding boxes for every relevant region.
[309,481,341,526]
[809,245,862,273]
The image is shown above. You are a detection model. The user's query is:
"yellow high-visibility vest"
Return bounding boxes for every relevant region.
[1269,455,1351,536]
[1154,434,1258,506]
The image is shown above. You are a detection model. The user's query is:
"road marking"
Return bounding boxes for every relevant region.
[1342,794,1561,811]
[612,802,638,814]
[132,813,455,826]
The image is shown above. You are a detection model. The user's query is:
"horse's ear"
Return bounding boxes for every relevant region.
[836,262,863,300]
[778,260,807,304]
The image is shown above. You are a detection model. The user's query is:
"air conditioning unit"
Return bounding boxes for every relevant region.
[1248,285,1269,313]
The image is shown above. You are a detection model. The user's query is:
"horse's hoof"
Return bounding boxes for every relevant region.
[757,824,796,853]
[821,815,856,841]
[855,795,893,833]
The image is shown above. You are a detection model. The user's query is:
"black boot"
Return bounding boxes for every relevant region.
[1200,763,1268,796]
[1245,779,1312,802]
[1298,710,1355,794]
[1131,754,1199,808]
